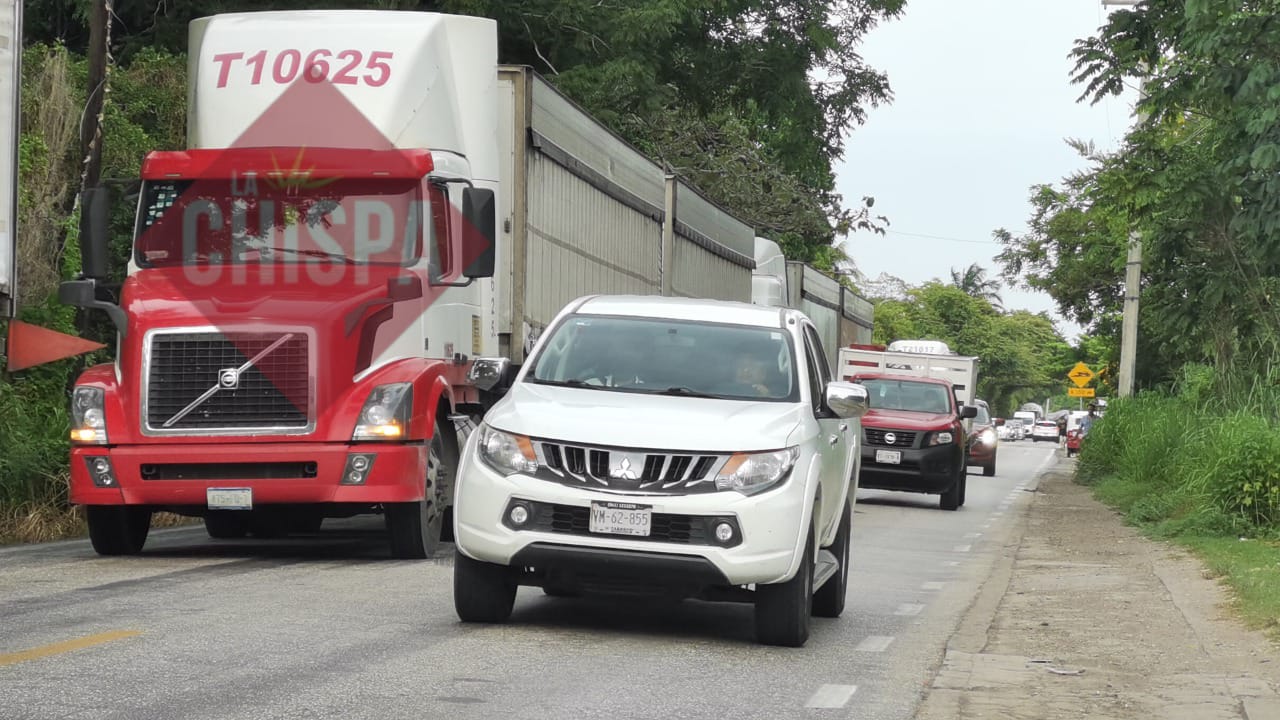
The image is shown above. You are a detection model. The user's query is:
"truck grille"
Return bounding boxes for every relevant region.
[144,331,310,433]
[523,502,722,545]
[865,429,918,448]
[532,440,727,494]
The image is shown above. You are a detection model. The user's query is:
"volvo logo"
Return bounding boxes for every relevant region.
[218,368,240,390]
[884,432,897,445]
[609,456,638,481]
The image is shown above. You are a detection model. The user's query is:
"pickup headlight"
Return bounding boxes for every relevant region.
[715,447,799,495]
[71,387,108,444]
[476,425,538,476]
[927,431,954,446]
[352,383,412,441]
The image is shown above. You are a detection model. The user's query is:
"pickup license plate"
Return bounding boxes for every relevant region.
[876,450,902,465]
[588,501,652,537]
[207,488,252,510]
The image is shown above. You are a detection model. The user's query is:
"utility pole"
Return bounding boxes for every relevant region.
[1102,0,1144,398]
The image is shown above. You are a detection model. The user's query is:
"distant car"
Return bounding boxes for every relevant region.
[1007,419,1026,441]
[967,403,998,476]
[1031,420,1059,442]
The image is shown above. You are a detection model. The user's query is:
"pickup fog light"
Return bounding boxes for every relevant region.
[477,425,538,476]
[501,499,538,530]
[715,522,734,543]
[353,383,412,441]
[341,453,376,485]
[71,387,109,445]
[714,448,799,495]
[927,431,954,446]
[83,456,117,487]
[509,504,530,526]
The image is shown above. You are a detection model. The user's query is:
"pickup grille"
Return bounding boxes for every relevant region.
[145,331,310,433]
[532,440,727,494]
[865,429,918,448]
[520,502,730,546]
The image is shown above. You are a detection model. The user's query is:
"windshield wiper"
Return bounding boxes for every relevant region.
[652,386,725,399]
[530,378,603,390]
[261,246,358,264]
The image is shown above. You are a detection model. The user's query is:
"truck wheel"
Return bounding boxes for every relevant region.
[454,549,517,622]
[87,506,151,556]
[812,501,851,619]
[940,470,962,511]
[755,527,814,647]
[387,416,457,559]
[205,511,249,539]
[983,461,996,477]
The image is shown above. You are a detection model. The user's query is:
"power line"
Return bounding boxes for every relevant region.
[882,229,1005,246]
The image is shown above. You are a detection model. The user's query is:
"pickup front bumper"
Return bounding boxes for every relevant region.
[858,441,962,494]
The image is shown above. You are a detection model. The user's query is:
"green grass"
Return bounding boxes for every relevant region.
[1180,536,1280,635]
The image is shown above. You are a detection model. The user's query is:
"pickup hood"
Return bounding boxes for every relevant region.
[862,408,956,431]
[484,382,805,452]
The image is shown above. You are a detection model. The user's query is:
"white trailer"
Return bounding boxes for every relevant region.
[0,0,18,320]
[838,346,979,407]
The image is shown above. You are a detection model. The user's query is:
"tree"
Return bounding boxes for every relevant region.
[949,263,1004,310]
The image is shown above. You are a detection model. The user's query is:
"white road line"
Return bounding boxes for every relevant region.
[942,560,961,567]
[982,523,992,529]
[895,603,925,616]
[855,635,895,652]
[921,581,945,591]
[953,544,971,552]
[964,532,982,539]
[805,684,858,709]
[993,512,1004,517]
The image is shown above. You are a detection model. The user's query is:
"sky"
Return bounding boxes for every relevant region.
[833,0,1140,343]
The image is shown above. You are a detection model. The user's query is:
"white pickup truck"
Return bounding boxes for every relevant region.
[451,294,870,647]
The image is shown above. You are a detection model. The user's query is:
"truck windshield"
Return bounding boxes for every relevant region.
[858,379,953,414]
[526,314,799,402]
[133,178,427,267]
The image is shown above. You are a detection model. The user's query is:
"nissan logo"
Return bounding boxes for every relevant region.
[884,432,897,445]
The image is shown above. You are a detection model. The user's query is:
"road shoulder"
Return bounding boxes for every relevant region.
[916,451,1280,720]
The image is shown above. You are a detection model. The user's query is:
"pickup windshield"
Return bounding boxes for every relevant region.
[527,314,799,402]
[859,378,953,414]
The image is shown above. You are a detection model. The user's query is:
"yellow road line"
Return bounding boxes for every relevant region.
[0,630,142,667]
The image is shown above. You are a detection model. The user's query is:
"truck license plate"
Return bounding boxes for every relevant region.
[588,501,651,537]
[207,488,252,510]
[875,450,902,465]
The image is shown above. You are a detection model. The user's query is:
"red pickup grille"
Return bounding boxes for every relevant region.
[865,429,918,447]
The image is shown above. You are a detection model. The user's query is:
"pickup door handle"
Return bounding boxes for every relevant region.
[828,434,839,446]
[839,423,849,432]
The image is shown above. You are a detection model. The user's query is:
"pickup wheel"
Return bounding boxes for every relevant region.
[940,468,962,511]
[983,460,996,477]
[87,506,151,556]
[812,500,851,618]
[387,416,457,559]
[755,527,814,647]
[454,549,517,623]
[204,511,249,539]
[959,474,968,506]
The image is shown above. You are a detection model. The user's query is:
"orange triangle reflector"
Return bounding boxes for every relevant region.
[5,320,106,372]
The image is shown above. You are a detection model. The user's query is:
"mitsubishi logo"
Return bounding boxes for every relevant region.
[218,368,240,390]
[884,432,897,445]
[609,456,638,481]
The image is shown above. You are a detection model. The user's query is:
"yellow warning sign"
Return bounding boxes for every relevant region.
[1068,362,1095,388]
[1068,387,1096,398]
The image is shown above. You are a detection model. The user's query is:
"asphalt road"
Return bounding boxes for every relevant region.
[0,440,1059,720]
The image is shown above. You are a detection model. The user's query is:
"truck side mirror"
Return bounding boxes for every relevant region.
[80,186,110,280]
[960,405,978,419]
[462,187,496,279]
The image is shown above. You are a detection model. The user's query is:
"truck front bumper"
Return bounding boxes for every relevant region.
[858,442,961,494]
[69,442,426,506]
[452,444,809,588]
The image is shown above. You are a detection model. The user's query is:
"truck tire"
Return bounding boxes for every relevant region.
[940,470,962,511]
[454,549,517,623]
[812,501,851,618]
[387,416,457,559]
[205,511,249,539]
[87,506,151,555]
[754,527,814,647]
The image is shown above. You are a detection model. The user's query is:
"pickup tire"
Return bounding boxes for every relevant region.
[387,416,458,559]
[812,500,851,618]
[87,506,151,555]
[983,460,996,477]
[940,469,962,511]
[454,550,517,623]
[754,527,814,647]
[959,474,968,506]
[204,511,249,539]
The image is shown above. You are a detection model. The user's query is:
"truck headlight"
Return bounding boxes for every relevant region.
[476,425,538,476]
[927,431,954,446]
[71,387,108,444]
[715,447,799,495]
[352,383,412,441]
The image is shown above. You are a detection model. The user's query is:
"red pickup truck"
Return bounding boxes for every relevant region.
[848,372,976,511]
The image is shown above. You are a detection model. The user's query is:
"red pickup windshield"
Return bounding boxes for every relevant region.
[858,379,953,414]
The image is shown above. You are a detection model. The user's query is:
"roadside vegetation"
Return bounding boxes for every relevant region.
[995,0,1280,637]
[0,1,907,542]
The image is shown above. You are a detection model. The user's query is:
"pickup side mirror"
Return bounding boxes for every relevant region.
[462,187,496,279]
[959,405,978,419]
[825,381,869,419]
[468,356,511,393]
[994,418,1005,426]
